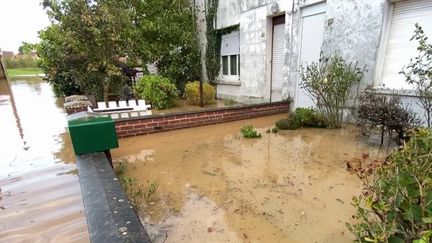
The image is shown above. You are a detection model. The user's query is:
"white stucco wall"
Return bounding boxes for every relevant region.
[215,0,292,103]
[197,0,430,125]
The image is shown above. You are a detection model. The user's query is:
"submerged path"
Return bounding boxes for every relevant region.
[0,76,89,242]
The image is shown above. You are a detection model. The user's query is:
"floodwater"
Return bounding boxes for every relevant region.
[112,114,381,243]
[0,77,89,242]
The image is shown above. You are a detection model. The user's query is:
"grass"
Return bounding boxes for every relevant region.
[6,68,43,77]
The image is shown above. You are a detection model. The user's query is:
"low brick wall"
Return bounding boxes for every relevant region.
[115,101,289,138]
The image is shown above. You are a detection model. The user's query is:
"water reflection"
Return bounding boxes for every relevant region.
[0,77,74,177]
[0,77,88,242]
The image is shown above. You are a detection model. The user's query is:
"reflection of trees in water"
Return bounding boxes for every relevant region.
[11,77,43,93]
[1,78,27,150]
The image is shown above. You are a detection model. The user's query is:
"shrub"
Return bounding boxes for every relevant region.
[276,108,328,130]
[401,24,432,127]
[240,125,262,138]
[301,55,366,128]
[223,99,237,106]
[184,81,216,105]
[134,75,178,109]
[293,107,328,128]
[276,118,300,130]
[347,129,432,242]
[357,89,420,145]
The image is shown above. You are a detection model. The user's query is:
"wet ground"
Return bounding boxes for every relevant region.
[112,114,382,243]
[0,77,89,242]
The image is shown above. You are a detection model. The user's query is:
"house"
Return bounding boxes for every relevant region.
[196,0,432,120]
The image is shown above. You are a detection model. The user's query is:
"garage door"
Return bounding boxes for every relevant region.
[381,0,432,89]
[296,2,326,108]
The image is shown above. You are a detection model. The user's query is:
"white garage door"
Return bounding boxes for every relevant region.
[296,2,326,108]
[381,0,432,89]
[271,19,285,102]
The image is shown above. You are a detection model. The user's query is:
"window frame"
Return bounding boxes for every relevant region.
[219,30,240,83]
[373,1,394,88]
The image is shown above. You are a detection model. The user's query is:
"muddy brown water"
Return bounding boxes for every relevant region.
[0,77,89,242]
[112,114,382,243]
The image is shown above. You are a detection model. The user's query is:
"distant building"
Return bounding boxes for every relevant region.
[1,51,14,58]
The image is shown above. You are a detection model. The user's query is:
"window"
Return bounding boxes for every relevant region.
[377,0,432,89]
[220,30,240,81]
[221,54,239,76]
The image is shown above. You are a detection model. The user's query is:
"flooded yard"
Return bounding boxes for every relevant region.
[0,77,88,242]
[112,114,381,243]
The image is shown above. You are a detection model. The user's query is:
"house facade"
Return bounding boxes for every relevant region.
[196,0,432,120]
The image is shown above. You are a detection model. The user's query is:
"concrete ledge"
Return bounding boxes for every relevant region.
[77,152,151,243]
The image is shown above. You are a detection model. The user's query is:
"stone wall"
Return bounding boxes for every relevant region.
[115,101,290,138]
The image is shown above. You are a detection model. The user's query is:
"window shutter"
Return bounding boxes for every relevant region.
[221,31,240,56]
[381,0,432,89]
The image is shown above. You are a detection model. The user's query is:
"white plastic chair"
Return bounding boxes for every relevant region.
[128,100,138,108]
[118,100,128,109]
[108,101,117,109]
[97,102,107,109]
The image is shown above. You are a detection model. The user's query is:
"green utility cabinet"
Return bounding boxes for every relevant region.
[68,116,119,155]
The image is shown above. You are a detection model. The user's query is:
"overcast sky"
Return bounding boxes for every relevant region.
[0,0,50,53]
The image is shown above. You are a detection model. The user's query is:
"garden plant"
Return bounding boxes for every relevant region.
[300,55,366,128]
[401,24,432,128]
[184,81,216,105]
[134,75,178,109]
[275,107,328,130]
[240,125,262,138]
[347,129,432,243]
[357,89,420,146]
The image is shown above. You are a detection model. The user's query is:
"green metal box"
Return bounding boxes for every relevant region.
[68,116,119,155]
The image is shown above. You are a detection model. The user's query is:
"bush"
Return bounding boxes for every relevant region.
[276,108,328,130]
[240,125,262,138]
[358,89,420,145]
[347,129,432,242]
[401,24,432,127]
[134,75,178,109]
[184,81,216,105]
[301,55,366,128]
[276,118,299,130]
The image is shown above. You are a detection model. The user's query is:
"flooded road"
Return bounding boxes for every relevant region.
[113,115,381,243]
[0,77,89,242]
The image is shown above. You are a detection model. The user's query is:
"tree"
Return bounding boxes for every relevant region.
[300,55,366,128]
[18,42,36,55]
[401,24,432,127]
[38,0,201,100]
[39,0,134,100]
[127,0,201,94]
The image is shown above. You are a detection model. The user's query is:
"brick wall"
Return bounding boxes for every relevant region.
[115,101,289,138]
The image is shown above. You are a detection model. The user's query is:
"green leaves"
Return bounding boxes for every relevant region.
[134,75,178,110]
[300,54,366,129]
[240,125,262,138]
[347,129,432,242]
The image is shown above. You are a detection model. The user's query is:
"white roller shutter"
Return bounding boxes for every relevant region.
[221,31,239,56]
[381,0,432,89]
[271,24,285,102]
